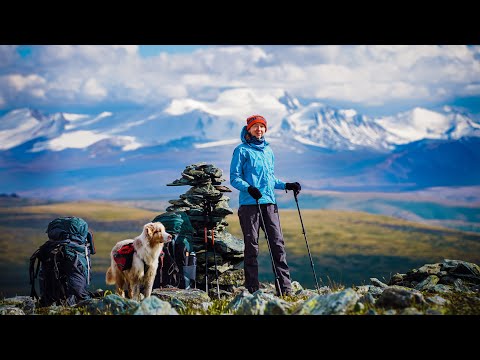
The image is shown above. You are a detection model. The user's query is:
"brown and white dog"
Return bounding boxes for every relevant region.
[106,222,172,301]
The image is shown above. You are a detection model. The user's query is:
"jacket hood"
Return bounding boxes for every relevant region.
[240,126,249,143]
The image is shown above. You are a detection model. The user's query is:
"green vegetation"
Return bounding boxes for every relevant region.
[443,292,480,315]
[1,200,480,298]
[276,191,480,233]
[0,200,157,221]
[4,286,479,315]
[227,209,480,263]
[178,298,233,315]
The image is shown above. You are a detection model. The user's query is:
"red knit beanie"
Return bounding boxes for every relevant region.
[246,115,267,132]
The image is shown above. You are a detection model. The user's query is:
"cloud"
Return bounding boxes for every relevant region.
[4,74,46,91]
[83,78,107,98]
[165,87,288,122]
[0,73,47,105]
[0,45,478,111]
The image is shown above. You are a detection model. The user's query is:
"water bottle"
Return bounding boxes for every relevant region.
[184,251,197,289]
[188,251,197,266]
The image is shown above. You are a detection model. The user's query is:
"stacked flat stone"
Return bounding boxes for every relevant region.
[166,162,245,294]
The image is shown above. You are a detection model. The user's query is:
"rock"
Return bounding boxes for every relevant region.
[133,296,179,315]
[370,277,388,288]
[415,275,440,291]
[2,260,480,315]
[157,163,245,293]
[376,285,426,309]
[1,296,36,314]
[292,288,360,315]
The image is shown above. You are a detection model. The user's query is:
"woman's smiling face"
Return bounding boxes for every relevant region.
[248,123,266,139]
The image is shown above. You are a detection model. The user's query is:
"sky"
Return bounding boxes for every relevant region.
[1,45,479,117]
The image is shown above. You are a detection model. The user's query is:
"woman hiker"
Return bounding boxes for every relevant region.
[230,114,301,296]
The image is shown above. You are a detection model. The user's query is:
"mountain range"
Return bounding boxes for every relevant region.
[1,92,480,201]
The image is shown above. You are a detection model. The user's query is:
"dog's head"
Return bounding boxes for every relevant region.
[143,222,172,247]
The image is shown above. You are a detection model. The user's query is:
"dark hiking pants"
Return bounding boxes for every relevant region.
[238,203,292,294]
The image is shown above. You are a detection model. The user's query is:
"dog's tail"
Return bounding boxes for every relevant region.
[105,266,115,285]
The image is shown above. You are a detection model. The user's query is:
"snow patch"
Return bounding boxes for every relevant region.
[194,138,239,148]
[62,113,89,122]
[293,135,326,147]
[31,130,110,151]
[340,109,357,117]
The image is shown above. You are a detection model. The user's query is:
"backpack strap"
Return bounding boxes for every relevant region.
[53,248,68,301]
[164,242,180,287]
[159,250,164,269]
[84,243,91,285]
[29,248,41,300]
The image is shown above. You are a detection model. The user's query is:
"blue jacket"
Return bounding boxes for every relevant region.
[230,126,286,205]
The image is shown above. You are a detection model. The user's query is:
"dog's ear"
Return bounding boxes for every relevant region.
[145,223,155,239]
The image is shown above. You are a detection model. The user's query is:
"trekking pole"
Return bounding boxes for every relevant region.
[256,199,283,297]
[292,190,321,294]
[205,199,221,300]
[211,228,220,300]
[204,222,209,295]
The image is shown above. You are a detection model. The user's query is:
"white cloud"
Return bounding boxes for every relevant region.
[83,78,107,98]
[165,87,288,123]
[1,45,479,111]
[112,45,139,55]
[4,74,46,91]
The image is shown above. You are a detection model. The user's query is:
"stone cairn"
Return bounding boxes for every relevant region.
[166,162,245,296]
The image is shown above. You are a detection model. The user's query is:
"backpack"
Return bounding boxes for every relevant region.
[112,243,135,271]
[151,212,194,289]
[29,216,95,307]
[153,240,182,288]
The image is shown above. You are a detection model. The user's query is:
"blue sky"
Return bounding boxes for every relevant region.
[138,45,209,57]
[1,45,479,117]
[16,45,208,58]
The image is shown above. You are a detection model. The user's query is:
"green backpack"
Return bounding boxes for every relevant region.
[152,211,195,289]
[29,217,96,307]
[46,216,88,243]
[152,211,195,242]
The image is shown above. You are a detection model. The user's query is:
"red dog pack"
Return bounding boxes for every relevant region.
[113,243,135,271]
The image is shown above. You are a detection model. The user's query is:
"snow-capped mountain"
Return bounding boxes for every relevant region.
[278,91,301,113]
[375,106,480,145]
[2,93,479,154]
[0,108,67,150]
[0,108,243,153]
[274,102,394,151]
[1,92,480,200]
[270,101,480,151]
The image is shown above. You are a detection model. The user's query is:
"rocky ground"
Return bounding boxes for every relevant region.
[2,259,479,315]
